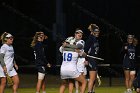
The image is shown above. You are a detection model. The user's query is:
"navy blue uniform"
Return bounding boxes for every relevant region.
[133,69,140,90]
[84,35,99,71]
[33,42,48,73]
[122,43,136,70]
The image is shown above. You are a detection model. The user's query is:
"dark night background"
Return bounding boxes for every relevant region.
[0,0,140,74]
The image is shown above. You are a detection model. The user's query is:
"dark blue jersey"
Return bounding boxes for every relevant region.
[84,35,99,71]
[33,42,48,67]
[122,43,136,69]
[84,34,99,56]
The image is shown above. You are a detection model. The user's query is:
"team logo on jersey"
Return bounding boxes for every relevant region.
[8,50,14,52]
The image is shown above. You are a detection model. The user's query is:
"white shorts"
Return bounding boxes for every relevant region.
[60,64,81,79]
[0,67,17,77]
[77,58,87,75]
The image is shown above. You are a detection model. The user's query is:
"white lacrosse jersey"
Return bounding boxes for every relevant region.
[61,51,81,79]
[0,44,14,71]
[76,40,87,75]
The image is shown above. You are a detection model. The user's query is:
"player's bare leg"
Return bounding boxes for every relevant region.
[75,74,87,93]
[12,75,19,93]
[124,70,131,93]
[75,80,79,93]
[68,79,74,93]
[129,72,135,87]
[59,79,67,93]
[88,71,97,93]
[78,74,86,93]
[41,78,46,93]
[0,77,6,93]
[129,71,135,93]
[136,88,140,93]
[36,79,43,93]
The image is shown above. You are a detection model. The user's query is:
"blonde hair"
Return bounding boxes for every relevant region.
[31,31,48,47]
[88,24,99,32]
[133,38,138,46]
[0,32,10,44]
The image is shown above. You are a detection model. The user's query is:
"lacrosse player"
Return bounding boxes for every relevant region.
[121,35,138,93]
[0,32,19,93]
[74,29,87,93]
[31,32,51,93]
[59,40,87,93]
[84,24,100,93]
[59,29,87,93]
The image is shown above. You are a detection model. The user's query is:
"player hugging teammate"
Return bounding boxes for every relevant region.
[59,29,87,93]
[59,24,102,93]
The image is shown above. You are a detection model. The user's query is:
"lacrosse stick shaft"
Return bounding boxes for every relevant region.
[87,55,104,61]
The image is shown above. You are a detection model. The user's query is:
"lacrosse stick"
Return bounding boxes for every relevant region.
[87,55,104,61]
[5,73,13,87]
[97,74,101,86]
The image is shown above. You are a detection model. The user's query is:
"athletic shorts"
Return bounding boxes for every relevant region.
[87,58,98,71]
[0,67,17,77]
[36,66,46,74]
[123,59,136,70]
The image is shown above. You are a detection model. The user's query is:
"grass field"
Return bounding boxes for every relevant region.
[2,74,136,93]
[4,86,131,93]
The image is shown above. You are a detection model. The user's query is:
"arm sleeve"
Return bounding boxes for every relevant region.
[65,44,78,49]
[0,53,6,67]
[0,46,7,54]
[63,44,78,51]
[63,47,75,51]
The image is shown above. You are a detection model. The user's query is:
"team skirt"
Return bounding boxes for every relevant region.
[77,58,87,75]
[60,64,81,79]
[0,66,17,77]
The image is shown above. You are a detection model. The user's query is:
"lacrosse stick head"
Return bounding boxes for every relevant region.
[5,73,13,87]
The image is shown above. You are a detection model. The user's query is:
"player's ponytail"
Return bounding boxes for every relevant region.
[88,24,99,32]
[133,38,138,46]
[0,32,8,44]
